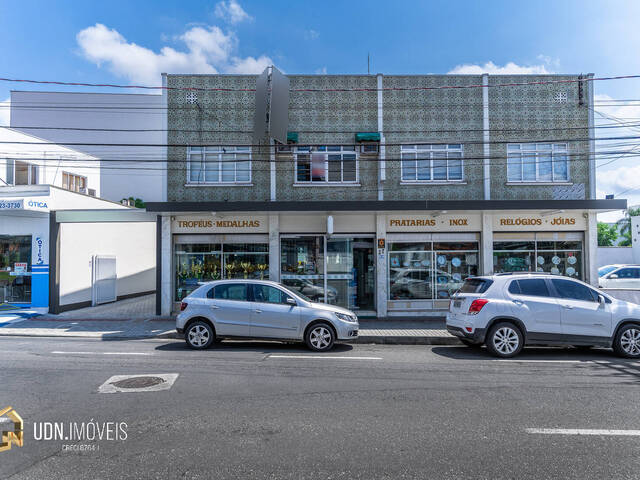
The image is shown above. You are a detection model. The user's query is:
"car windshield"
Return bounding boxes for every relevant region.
[598,266,618,277]
[278,283,312,302]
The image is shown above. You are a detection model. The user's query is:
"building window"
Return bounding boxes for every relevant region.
[294,146,358,183]
[507,143,569,183]
[187,146,251,184]
[400,144,463,182]
[174,242,268,301]
[62,172,87,193]
[388,241,478,300]
[493,233,583,279]
[6,160,38,185]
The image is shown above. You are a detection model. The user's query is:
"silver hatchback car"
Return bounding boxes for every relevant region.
[176,280,359,351]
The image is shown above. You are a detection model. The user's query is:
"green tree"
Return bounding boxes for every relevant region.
[616,206,640,246]
[597,222,618,246]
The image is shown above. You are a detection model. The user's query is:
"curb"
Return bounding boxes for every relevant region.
[355,335,461,345]
[0,331,460,345]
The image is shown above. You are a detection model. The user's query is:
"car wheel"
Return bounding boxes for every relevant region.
[486,322,524,358]
[305,323,335,352]
[459,339,482,348]
[613,324,640,358]
[185,321,215,350]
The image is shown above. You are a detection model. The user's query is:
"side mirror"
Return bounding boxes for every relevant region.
[286,297,297,306]
[598,294,605,304]
[609,274,619,279]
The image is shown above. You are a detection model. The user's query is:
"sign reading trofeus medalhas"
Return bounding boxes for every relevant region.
[173,216,268,233]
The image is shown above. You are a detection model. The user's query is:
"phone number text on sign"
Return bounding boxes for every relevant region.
[0,199,24,209]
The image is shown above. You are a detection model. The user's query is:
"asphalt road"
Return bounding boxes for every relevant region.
[1,336,640,479]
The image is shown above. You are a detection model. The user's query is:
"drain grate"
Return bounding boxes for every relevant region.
[111,376,166,389]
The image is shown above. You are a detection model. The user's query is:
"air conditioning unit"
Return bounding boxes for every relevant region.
[360,143,379,154]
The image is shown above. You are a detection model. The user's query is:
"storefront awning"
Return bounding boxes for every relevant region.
[146,199,627,213]
[355,132,380,142]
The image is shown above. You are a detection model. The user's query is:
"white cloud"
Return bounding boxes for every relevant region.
[448,61,551,75]
[315,66,327,74]
[77,23,272,85]
[214,0,252,24]
[225,55,272,74]
[305,29,319,40]
[0,98,9,126]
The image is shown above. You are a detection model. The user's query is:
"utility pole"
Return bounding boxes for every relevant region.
[367,52,370,74]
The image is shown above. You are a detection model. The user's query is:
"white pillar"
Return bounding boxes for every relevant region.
[632,216,640,264]
[377,73,385,201]
[482,73,491,201]
[269,214,280,281]
[481,212,493,275]
[161,216,172,316]
[376,213,387,318]
[586,211,598,286]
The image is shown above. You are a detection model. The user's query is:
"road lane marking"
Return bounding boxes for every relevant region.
[494,360,588,364]
[268,355,383,360]
[526,428,640,436]
[52,351,153,356]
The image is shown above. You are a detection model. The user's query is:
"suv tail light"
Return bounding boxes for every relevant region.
[468,299,489,315]
[180,302,188,311]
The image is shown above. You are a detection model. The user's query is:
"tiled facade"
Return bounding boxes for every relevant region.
[165,73,593,202]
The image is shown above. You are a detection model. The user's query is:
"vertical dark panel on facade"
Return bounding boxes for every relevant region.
[155,215,162,316]
[48,211,60,314]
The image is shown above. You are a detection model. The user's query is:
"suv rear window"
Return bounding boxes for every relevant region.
[459,278,493,294]
[511,278,550,297]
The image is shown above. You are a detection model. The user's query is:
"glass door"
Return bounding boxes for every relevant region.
[281,235,375,310]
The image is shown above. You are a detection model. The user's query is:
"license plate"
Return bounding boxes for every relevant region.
[453,300,462,308]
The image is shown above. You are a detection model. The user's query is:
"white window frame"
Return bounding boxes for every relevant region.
[294,146,359,184]
[62,171,88,193]
[400,144,464,183]
[507,143,570,183]
[186,146,252,185]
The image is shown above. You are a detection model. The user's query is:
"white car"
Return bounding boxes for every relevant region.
[598,264,640,289]
[176,280,359,351]
[447,273,640,358]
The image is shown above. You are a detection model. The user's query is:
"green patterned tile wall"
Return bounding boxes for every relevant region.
[166,73,591,203]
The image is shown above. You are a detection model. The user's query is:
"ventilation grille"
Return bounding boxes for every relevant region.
[186,91,198,104]
[553,91,568,103]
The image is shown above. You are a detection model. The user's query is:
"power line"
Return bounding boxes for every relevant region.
[0,73,635,93]
[0,133,638,149]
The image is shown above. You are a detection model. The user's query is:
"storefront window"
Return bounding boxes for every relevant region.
[493,234,583,279]
[281,236,375,310]
[0,235,32,304]
[280,236,326,302]
[389,241,478,300]
[174,242,268,301]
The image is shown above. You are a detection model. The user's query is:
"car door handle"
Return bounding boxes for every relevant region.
[254,309,262,313]
[210,305,219,309]
[513,300,524,305]
[562,304,574,309]
[593,323,604,326]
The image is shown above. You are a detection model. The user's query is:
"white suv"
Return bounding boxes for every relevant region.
[447,273,640,358]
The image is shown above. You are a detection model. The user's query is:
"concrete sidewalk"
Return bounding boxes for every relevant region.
[0,316,458,344]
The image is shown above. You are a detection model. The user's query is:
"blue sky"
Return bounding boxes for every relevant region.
[1,0,640,216]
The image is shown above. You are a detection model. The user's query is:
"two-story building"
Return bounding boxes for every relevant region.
[147,72,626,317]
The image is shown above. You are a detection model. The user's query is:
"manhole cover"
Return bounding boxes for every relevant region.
[111,376,166,389]
[98,373,179,393]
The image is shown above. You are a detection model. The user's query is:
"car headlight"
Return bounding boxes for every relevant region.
[335,312,357,323]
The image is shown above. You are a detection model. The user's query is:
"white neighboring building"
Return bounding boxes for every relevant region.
[0,127,100,196]
[10,90,166,203]
[0,185,156,313]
